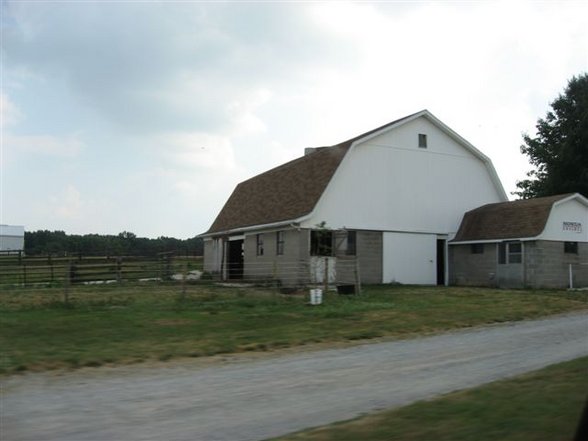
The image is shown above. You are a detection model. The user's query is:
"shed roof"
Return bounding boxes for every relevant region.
[204,112,420,235]
[451,193,574,242]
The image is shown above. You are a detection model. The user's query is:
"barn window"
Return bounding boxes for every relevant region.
[256,234,264,256]
[564,241,578,254]
[418,133,427,148]
[276,231,285,255]
[346,231,357,256]
[471,244,484,254]
[311,230,333,256]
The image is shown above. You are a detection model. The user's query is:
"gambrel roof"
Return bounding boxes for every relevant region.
[203,110,506,236]
[451,193,576,243]
[204,112,421,235]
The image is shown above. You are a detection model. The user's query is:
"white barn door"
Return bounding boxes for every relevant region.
[383,232,437,284]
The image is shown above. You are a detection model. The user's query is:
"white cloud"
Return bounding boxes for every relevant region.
[0,92,22,127]
[157,132,237,171]
[4,133,83,157]
[50,185,82,219]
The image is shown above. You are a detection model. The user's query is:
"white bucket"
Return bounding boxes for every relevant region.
[310,288,323,305]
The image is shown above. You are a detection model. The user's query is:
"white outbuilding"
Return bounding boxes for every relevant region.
[0,225,25,254]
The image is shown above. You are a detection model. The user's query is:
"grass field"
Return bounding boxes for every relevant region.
[1,284,587,374]
[274,356,588,441]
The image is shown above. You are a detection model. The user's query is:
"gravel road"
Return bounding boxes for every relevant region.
[2,312,587,441]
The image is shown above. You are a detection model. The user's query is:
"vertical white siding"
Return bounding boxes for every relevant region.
[383,232,437,284]
[0,225,25,251]
[304,117,505,235]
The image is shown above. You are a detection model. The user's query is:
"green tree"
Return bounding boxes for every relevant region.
[515,73,588,199]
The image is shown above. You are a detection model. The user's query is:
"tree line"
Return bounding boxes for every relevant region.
[24,230,203,257]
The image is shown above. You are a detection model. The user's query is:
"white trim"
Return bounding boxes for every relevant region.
[200,216,310,238]
[450,237,538,245]
[552,193,588,208]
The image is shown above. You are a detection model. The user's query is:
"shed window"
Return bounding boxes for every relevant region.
[564,241,578,254]
[498,241,522,264]
[276,231,284,255]
[311,230,333,256]
[418,133,427,148]
[346,231,357,256]
[471,244,484,254]
[256,234,264,256]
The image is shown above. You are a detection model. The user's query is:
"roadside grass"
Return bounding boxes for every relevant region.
[274,356,588,441]
[1,284,587,374]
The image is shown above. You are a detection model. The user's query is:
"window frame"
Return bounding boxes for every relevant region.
[276,231,285,255]
[256,234,264,256]
[418,133,427,148]
[346,230,357,256]
[470,243,484,254]
[564,241,578,254]
[498,241,523,264]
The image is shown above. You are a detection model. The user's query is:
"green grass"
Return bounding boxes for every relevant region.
[274,356,588,441]
[1,284,587,374]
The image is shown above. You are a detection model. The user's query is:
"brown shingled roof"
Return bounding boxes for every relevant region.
[206,145,349,234]
[452,194,574,242]
[204,112,421,235]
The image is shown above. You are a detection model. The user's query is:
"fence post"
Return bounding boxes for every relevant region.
[569,263,573,289]
[181,262,187,298]
[117,257,122,283]
[49,255,54,284]
[323,257,329,294]
[64,261,71,304]
[23,264,27,287]
[354,259,362,295]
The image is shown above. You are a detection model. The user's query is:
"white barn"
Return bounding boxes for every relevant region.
[202,110,507,286]
[0,225,25,254]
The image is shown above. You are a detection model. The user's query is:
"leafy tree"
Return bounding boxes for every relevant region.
[515,73,588,199]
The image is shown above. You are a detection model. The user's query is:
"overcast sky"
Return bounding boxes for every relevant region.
[1,1,587,239]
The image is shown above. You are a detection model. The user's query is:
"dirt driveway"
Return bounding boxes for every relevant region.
[2,312,588,441]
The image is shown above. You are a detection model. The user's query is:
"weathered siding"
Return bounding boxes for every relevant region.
[203,239,215,273]
[449,243,498,287]
[243,228,309,286]
[525,240,588,288]
[357,231,383,284]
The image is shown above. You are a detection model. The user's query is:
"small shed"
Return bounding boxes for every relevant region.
[0,225,25,255]
[449,193,588,288]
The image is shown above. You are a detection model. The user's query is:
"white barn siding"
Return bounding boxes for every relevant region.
[0,225,25,252]
[304,117,504,234]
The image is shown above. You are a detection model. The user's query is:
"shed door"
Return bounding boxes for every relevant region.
[496,241,524,288]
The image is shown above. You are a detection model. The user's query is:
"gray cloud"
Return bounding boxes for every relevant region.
[4,2,355,134]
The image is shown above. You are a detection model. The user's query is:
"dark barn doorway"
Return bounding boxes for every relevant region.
[227,239,244,279]
[436,239,446,285]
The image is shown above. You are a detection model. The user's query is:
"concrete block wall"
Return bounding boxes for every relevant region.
[525,240,588,288]
[357,231,383,284]
[449,243,498,287]
[334,230,382,285]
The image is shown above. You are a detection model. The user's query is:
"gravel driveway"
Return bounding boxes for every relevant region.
[2,312,588,441]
